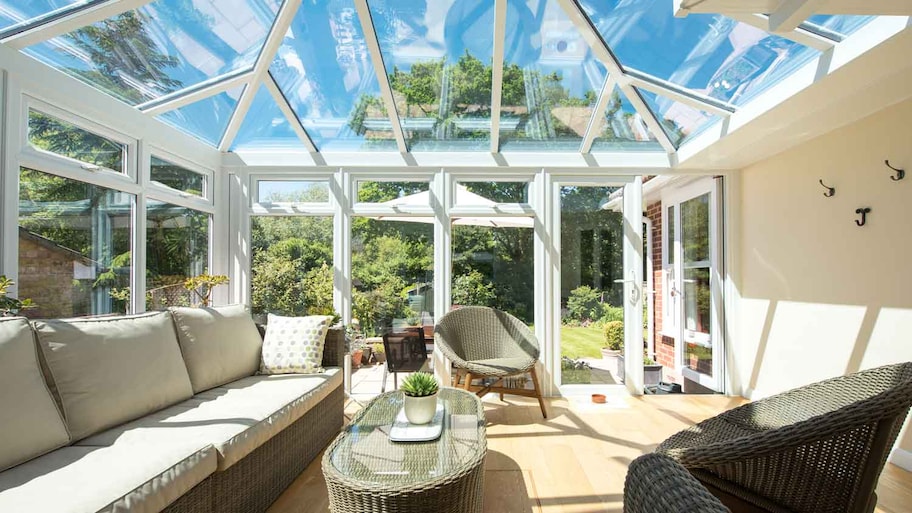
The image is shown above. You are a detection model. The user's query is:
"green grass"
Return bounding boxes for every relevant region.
[560,325,605,359]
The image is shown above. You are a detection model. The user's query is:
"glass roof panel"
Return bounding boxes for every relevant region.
[803,15,875,38]
[591,84,662,152]
[0,0,94,35]
[23,0,279,105]
[577,0,820,107]
[636,87,720,147]
[369,0,495,151]
[157,85,243,147]
[499,0,605,152]
[271,0,398,152]
[233,84,306,151]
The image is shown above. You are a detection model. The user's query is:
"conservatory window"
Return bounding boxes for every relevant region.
[150,156,208,199]
[27,108,128,175]
[145,201,210,309]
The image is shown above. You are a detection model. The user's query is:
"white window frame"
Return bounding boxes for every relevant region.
[148,146,216,206]
[250,172,336,216]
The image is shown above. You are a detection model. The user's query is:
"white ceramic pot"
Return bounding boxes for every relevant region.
[403,393,438,424]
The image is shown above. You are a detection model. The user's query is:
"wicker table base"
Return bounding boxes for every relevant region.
[322,388,486,513]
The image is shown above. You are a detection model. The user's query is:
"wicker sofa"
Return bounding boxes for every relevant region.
[0,306,345,513]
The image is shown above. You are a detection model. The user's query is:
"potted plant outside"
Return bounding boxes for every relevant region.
[617,352,663,385]
[400,372,439,424]
[371,342,386,364]
[0,276,35,317]
[601,320,623,358]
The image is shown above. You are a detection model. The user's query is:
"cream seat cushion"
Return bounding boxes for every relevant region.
[78,369,342,470]
[170,305,263,393]
[0,440,216,513]
[260,313,332,374]
[32,311,193,441]
[0,317,69,471]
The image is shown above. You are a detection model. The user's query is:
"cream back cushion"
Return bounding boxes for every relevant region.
[260,314,331,374]
[0,317,70,471]
[33,311,193,441]
[170,305,263,392]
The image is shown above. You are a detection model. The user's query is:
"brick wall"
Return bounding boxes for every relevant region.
[646,200,676,369]
[18,233,80,319]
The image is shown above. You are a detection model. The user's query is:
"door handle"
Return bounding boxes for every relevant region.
[613,271,641,306]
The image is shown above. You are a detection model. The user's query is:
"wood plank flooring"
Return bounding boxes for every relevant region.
[269,392,912,513]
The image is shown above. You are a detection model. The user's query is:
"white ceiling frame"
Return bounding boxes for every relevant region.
[2,0,153,49]
[218,0,303,152]
[138,67,255,115]
[625,68,736,116]
[769,0,827,33]
[729,13,834,51]
[264,72,318,153]
[490,0,508,154]
[353,0,408,154]
[556,0,676,154]
[580,74,618,153]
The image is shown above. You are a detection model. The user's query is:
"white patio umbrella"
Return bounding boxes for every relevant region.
[367,184,534,228]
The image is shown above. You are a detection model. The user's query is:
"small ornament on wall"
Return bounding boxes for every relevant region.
[855,207,871,227]
[885,160,905,181]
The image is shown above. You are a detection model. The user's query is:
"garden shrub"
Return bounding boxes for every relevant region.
[603,320,624,350]
[567,285,601,322]
[600,303,624,323]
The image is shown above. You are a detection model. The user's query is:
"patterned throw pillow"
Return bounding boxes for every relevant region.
[260,314,332,374]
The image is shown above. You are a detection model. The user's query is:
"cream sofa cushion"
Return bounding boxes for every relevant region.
[0,317,69,471]
[170,305,263,393]
[33,311,193,441]
[260,313,332,374]
[0,440,216,513]
[78,369,342,470]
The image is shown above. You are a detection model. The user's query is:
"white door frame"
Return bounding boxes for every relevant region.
[662,177,724,392]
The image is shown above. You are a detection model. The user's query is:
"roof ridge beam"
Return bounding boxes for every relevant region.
[353,0,408,154]
[490,0,507,153]
[580,74,618,153]
[624,68,736,115]
[218,0,303,152]
[769,0,826,33]
[264,71,318,153]
[138,66,255,115]
[556,0,675,154]
[2,0,152,49]
[729,13,834,51]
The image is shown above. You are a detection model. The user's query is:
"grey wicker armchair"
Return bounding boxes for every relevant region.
[657,362,912,513]
[435,306,547,418]
[624,453,730,513]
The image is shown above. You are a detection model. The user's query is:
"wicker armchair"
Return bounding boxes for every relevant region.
[657,362,912,513]
[435,306,547,417]
[624,453,730,513]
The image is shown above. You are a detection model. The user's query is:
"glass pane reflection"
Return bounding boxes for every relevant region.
[157,86,242,147]
[803,15,875,38]
[637,87,720,147]
[578,0,819,106]
[499,0,605,151]
[233,85,305,151]
[591,85,661,151]
[24,0,279,105]
[0,0,93,35]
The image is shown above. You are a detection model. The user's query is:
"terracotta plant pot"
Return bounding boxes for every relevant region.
[351,349,363,369]
[591,393,606,404]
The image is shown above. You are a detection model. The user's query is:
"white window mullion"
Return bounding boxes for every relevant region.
[433,168,452,384]
[334,169,352,323]
[132,140,149,314]
[0,71,22,283]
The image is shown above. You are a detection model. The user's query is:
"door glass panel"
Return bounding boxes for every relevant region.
[680,192,711,377]
[558,186,622,386]
[681,194,709,264]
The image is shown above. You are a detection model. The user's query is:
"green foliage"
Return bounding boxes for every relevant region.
[301,264,334,316]
[0,276,35,317]
[603,320,624,351]
[451,270,495,307]
[184,273,229,307]
[567,285,601,322]
[400,372,439,397]
[600,304,624,323]
[371,342,384,354]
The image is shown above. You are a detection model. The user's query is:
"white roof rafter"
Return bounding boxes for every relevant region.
[489,0,508,154]
[624,68,736,116]
[1,0,152,49]
[264,71,318,153]
[769,0,827,33]
[218,0,303,152]
[353,0,408,154]
[138,67,255,115]
[580,74,618,153]
[556,0,676,153]
[728,13,835,50]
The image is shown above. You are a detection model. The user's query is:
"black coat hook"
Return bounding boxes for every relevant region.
[885,160,905,181]
[818,179,835,197]
[855,207,871,226]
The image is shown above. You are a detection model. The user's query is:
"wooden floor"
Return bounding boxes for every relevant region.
[268,391,912,513]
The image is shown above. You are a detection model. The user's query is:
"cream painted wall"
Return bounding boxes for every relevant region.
[735,97,912,453]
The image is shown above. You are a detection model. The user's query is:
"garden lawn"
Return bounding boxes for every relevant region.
[561,325,605,359]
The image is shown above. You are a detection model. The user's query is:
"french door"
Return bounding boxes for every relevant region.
[664,178,723,392]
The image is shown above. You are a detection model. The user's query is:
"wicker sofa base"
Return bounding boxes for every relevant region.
[163,384,344,513]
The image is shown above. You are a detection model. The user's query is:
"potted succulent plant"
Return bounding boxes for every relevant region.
[400,372,439,424]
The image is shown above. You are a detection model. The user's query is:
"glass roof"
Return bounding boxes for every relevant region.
[23,0,279,105]
[2,0,883,156]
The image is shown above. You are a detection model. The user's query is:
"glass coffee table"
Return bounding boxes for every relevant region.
[322,388,486,513]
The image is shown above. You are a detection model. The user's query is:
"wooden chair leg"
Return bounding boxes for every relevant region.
[463,372,474,392]
[530,365,547,418]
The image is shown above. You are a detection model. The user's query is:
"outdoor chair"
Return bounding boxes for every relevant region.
[657,362,912,513]
[624,453,730,513]
[380,330,428,393]
[435,306,547,418]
